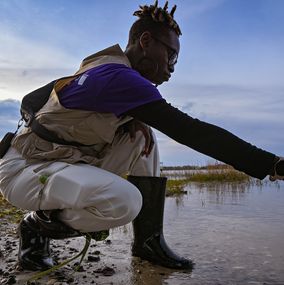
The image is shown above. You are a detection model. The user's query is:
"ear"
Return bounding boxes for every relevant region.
[139,31,153,49]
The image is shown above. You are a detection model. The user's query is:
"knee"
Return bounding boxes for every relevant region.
[89,177,142,227]
[114,180,142,224]
[60,179,143,232]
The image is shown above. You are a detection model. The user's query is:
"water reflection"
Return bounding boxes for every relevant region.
[190,181,249,206]
[171,179,282,207]
[162,180,284,285]
[130,259,181,285]
[110,180,284,284]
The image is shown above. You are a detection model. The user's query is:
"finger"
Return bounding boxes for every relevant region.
[144,129,154,157]
[140,127,151,156]
[147,129,155,156]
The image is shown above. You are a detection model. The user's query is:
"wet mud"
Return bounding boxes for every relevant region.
[0,220,187,285]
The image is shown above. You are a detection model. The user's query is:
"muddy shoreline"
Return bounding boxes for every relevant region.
[1,182,284,285]
[0,218,185,285]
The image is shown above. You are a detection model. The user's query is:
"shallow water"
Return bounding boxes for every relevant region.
[110,180,284,285]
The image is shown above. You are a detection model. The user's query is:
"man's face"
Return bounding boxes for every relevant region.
[145,29,180,85]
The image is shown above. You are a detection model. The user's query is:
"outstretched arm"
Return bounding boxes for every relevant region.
[125,99,278,180]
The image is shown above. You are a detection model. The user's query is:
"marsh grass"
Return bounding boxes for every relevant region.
[187,169,250,182]
[166,179,188,196]
[0,194,24,223]
[165,165,251,196]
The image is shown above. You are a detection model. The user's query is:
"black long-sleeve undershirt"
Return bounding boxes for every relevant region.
[125,99,275,179]
[22,82,275,179]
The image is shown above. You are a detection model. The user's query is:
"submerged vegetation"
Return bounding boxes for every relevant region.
[166,179,189,196]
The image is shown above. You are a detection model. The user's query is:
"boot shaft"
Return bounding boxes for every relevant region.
[127,176,194,270]
[127,176,167,240]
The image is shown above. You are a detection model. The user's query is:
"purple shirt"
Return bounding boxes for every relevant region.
[58,63,162,117]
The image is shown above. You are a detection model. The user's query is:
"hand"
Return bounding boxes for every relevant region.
[269,156,284,181]
[124,119,154,157]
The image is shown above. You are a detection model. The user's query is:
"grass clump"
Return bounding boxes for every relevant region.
[0,194,24,223]
[188,169,250,182]
[164,164,251,196]
[166,179,188,196]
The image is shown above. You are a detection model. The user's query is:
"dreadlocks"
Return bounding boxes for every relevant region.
[128,1,181,44]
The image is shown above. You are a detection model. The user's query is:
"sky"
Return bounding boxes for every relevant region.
[0,0,284,166]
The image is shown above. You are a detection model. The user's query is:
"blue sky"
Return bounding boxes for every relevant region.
[0,0,284,166]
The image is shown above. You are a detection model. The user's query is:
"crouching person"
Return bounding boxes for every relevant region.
[1,1,283,273]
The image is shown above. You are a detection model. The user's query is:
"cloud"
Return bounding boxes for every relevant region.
[0,99,20,117]
[0,67,73,100]
[0,26,77,70]
[156,82,284,164]
[180,102,195,113]
[163,83,284,118]
[0,99,21,138]
[156,130,212,166]
[0,24,78,100]
[178,0,226,20]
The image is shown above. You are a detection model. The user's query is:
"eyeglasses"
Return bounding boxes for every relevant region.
[152,36,178,66]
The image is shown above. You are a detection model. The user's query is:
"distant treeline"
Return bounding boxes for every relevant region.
[162,165,200,170]
[162,162,233,171]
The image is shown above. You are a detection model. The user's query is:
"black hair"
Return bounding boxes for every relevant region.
[128,1,181,44]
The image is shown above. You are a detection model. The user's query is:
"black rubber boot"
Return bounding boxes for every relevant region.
[18,211,109,271]
[33,210,82,239]
[18,211,84,271]
[34,210,109,241]
[18,213,56,271]
[127,176,194,270]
